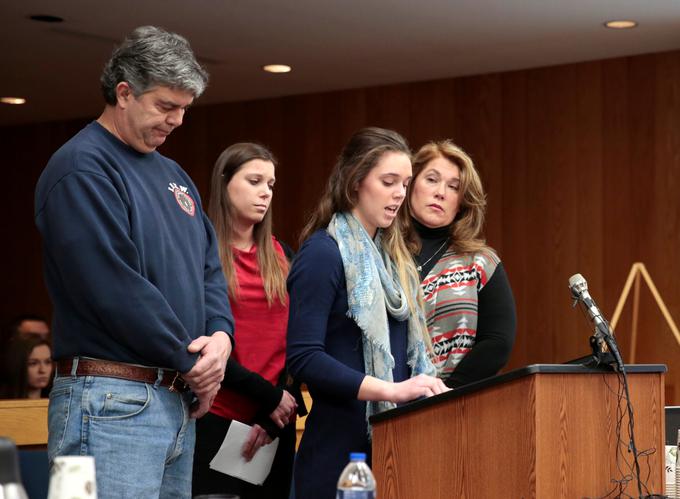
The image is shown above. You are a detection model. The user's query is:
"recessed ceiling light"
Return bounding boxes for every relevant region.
[604,20,638,29]
[1,97,27,105]
[29,14,64,23]
[263,64,292,74]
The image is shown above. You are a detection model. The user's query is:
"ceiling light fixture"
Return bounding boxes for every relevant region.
[263,64,292,74]
[604,20,638,29]
[1,97,27,105]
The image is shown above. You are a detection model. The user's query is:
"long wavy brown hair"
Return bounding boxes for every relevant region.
[300,127,422,317]
[208,143,288,305]
[408,140,490,255]
[0,336,52,399]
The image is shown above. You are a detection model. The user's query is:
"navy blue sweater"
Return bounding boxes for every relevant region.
[287,230,409,499]
[35,121,234,373]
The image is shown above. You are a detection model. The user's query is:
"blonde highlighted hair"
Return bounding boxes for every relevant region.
[208,143,288,306]
[410,140,490,255]
[300,127,422,318]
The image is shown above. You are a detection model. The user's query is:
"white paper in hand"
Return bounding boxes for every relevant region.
[209,420,279,485]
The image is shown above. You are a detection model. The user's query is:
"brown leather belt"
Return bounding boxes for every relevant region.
[56,358,189,393]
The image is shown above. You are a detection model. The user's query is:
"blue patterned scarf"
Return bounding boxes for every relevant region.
[327,212,435,427]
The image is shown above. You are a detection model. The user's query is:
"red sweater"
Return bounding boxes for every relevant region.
[210,238,288,422]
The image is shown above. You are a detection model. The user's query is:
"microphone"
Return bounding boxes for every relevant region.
[568,273,622,366]
[568,273,610,336]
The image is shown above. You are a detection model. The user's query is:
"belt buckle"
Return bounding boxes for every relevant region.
[169,371,188,393]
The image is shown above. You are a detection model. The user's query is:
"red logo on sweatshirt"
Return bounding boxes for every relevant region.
[168,182,195,217]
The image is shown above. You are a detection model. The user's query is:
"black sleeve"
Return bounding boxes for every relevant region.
[444,262,517,388]
[251,370,308,440]
[252,414,283,440]
[222,357,283,415]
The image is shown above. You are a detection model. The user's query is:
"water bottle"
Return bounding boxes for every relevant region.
[336,452,376,499]
[0,437,29,499]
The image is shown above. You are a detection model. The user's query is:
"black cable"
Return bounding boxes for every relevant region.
[637,447,657,491]
[601,329,645,498]
[586,374,632,499]
[609,373,635,498]
[575,300,662,499]
[599,373,661,499]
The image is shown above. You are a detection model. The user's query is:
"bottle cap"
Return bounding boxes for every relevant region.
[349,452,366,461]
[0,437,23,485]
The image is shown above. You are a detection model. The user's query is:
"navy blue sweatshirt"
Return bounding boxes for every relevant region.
[35,121,234,373]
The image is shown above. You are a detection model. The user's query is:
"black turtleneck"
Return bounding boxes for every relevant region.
[412,218,452,280]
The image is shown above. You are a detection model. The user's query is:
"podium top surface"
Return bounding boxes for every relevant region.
[369,363,666,424]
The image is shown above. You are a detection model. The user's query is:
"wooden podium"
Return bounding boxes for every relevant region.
[370,364,666,499]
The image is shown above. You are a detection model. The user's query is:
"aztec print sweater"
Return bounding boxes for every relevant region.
[414,219,517,388]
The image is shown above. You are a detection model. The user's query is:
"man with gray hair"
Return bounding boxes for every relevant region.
[35,26,234,497]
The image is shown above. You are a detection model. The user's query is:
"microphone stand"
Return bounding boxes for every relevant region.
[588,326,616,367]
[571,295,616,368]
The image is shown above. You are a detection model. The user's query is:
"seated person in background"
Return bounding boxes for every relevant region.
[4,314,50,344]
[406,140,516,387]
[1,314,49,359]
[0,336,53,399]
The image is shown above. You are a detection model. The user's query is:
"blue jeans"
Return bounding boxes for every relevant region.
[48,365,195,499]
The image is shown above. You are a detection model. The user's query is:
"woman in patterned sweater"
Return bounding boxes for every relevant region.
[407,140,517,388]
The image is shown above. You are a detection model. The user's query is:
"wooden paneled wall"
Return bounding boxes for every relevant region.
[3,49,680,403]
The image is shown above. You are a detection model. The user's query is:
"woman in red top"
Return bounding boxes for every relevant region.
[192,142,299,498]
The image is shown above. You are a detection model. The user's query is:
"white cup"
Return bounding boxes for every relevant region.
[47,456,97,499]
